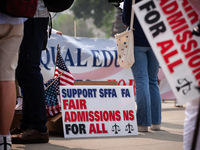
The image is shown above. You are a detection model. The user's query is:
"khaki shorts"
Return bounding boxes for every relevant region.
[0,23,24,81]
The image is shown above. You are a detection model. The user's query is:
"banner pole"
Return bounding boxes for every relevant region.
[54,44,59,77]
[74,20,76,39]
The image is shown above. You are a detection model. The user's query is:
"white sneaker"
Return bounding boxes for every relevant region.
[138,126,148,132]
[0,136,11,150]
[174,99,183,107]
[151,124,161,131]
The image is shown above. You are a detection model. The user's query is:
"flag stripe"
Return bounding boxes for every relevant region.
[55,69,74,85]
[55,69,74,81]
[55,68,74,78]
[60,80,73,85]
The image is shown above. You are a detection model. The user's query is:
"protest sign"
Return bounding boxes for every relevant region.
[60,86,138,138]
[133,0,200,104]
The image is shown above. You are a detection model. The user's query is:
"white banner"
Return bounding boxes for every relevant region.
[133,0,200,104]
[60,86,138,138]
[41,31,132,83]
[40,30,176,100]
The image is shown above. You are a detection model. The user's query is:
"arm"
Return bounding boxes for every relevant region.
[122,0,132,26]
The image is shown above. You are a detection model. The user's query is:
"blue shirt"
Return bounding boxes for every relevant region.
[0,12,27,25]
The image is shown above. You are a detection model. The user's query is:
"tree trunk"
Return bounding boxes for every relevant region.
[111,8,126,37]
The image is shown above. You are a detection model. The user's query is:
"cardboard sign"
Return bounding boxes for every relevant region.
[60,86,138,138]
[133,0,200,104]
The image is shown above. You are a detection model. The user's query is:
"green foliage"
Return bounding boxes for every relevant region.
[52,0,117,38]
[52,13,94,37]
[71,0,116,37]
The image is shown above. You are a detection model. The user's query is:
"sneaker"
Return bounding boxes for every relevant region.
[138,126,148,132]
[174,99,183,107]
[12,129,49,144]
[151,124,161,131]
[10,125,24,135]
[0,136,12,150]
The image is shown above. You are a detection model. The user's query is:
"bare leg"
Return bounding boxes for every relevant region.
[0,81,16,135]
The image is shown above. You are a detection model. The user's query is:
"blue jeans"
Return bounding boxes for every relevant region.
[132,46,161,126]
[16,18,49,132]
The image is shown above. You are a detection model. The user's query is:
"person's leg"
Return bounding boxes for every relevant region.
[0,81,16,135]
[16,18,49,133]
[131,46,151,127]
[0,23,23,135]
[184,99,200,150]
[147,48,161,127]
[0,24,23,150]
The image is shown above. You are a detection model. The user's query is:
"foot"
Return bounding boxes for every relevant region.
[150,124,161,131]
[174,99,183,108]
[0,136,12,150]
[12,129,49,144]
[138,126,148,132]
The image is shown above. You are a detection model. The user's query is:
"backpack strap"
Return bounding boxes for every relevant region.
[130,0,135,30]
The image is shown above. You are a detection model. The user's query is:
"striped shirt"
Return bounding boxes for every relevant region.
[34,0,49,18]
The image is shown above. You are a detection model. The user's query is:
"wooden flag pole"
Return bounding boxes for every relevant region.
[45,71,64,91]
[54,44,60,77]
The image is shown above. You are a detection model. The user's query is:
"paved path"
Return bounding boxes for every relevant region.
[12,101,185,150]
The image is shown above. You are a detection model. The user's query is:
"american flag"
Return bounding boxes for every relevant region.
[44,78,61,116]
[44,50,74,116]
[54,51,75,85]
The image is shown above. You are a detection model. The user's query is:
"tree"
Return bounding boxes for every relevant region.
[71,0,116,37]
[111,8,127,37]
[52,0,126,38]
[52,13,94,37]
[71,0,114,27]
